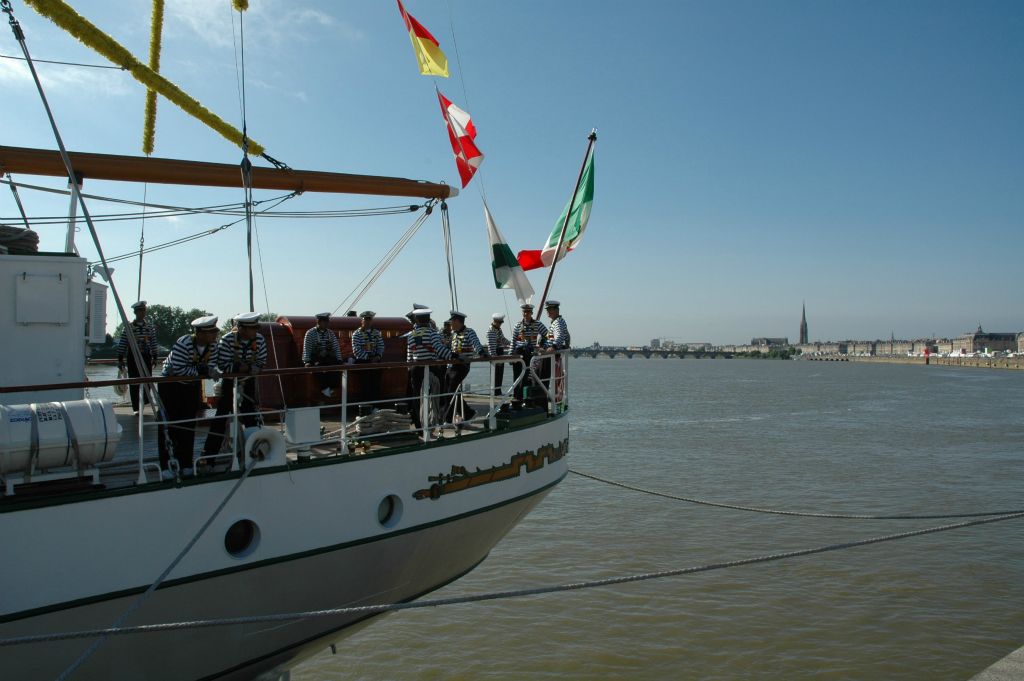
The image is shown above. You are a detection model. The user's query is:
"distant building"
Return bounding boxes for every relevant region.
[952,325,1017,354]
[650,338,661,349]
[751,337,789,348]
[799,303,808,345]
[1018,332,1024,353]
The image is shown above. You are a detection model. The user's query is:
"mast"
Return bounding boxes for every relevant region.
[0,146,458,199]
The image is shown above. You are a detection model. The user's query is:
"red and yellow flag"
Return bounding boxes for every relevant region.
[397,0,449,78]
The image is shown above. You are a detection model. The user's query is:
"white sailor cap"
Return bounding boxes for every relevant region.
[545,300,561,308]
[234,311,261,326]
[359,310,376,319]
[492,313,505,322]
[411,308,432,317]
[520,303,535,311]
[131,300,147,310]
[315,311,331,320]
[449,310,466,320]
[191,315,218,330]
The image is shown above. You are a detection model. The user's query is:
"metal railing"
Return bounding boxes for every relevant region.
[0,351,570,489]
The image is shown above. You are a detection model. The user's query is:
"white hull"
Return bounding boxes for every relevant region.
[0,416,568,679]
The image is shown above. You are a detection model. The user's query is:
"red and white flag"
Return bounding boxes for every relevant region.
[437,90,483,188]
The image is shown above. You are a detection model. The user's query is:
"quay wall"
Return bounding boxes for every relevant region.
[840,356,1024,371]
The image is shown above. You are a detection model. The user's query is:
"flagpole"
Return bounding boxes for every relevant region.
[538,129,596,310]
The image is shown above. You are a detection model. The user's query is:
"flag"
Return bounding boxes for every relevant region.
[438,90,484,188]
[517,147,595,271]
[397,0,449,77]
[485,201,534,303]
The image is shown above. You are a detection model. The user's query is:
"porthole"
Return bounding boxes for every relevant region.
[377,494,403,528]
[224,519,260,558]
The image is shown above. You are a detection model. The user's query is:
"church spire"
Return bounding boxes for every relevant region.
[799,301,808,345]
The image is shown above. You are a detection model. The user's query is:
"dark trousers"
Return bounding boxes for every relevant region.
[126,352,153,412]
[203,375,259,457]
[409,365,445,428]
[158,380,201,470]
[311,357,341,391]
[444,362,474,420]
[492,361,505,397]
[512,348,535,403]
[354,358,381,407]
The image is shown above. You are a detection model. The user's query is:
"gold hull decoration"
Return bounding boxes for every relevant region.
[413,439,569,501]
[24,0,265,156]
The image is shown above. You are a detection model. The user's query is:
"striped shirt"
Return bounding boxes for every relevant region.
[215,331,268,372]
[511,319,548,352]
[351,327,385,360]
[407,325,454,361]
[302,327,342,364]
[162,334,219,378]
[451,327,485,356]
[546,315,571,350]
[116,319,159,358]
[487,325,511,355]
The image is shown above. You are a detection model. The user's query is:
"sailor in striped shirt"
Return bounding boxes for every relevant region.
[202,312,268,461]
[487,313,511,396]
[539,300,570,396]
[406,308,457,428]
[117,300,159,413]
[445,311,488,421]
[158,315,219,477]
[303,312,342,397]
[351,310,386,406]
[510,303,548,406]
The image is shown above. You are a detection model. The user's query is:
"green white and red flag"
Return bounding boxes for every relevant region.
[484,201,534,303]
[517,146,595,271]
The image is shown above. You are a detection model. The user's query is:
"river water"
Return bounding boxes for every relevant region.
[290,358,1024,680]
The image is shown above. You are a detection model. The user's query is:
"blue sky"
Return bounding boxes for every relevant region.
[2,0,1021,345]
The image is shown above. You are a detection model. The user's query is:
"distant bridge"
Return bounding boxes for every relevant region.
[569,347,732,359]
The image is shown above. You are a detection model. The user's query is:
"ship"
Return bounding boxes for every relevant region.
[0,3,571,679]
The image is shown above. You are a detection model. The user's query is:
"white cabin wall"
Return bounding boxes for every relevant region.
[0,253,87,404]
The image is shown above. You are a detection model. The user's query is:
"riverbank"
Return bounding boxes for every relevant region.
[806,355,1024,370]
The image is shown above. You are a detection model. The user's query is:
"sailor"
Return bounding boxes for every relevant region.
[303,312,342,398]
[406,308,456,429]
[445,310,488,421]
[487,313,511,397]
[158,315,219,477]
[511,303,548,407]
[116,300,159,413]
[202,312,268,461]
[351,310,386,407]
[539,300,571,392]
[441,319,453,348]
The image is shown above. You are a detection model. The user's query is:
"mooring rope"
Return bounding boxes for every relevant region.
[570,469,1024,520]
[53,457,260,680]
[2,509,1021,649]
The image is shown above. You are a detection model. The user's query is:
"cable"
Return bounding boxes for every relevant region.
[0,52,124,70]
[570,469,1024,520]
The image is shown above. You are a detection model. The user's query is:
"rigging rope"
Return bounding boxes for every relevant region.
[54,458,260,680]
[332,203,435,315]
[4,172,32,229]
[4,509,1022,648]
[570,469,1024,520]
[441,200,458,311]
[136,183,147,301]
[93,192,298,265]
[0,52,124,70]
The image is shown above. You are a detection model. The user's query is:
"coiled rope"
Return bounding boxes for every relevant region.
[2,509,1021,648]
[570,469,1024,520]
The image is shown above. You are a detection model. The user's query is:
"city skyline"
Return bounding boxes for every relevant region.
[2,1,1021,346]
